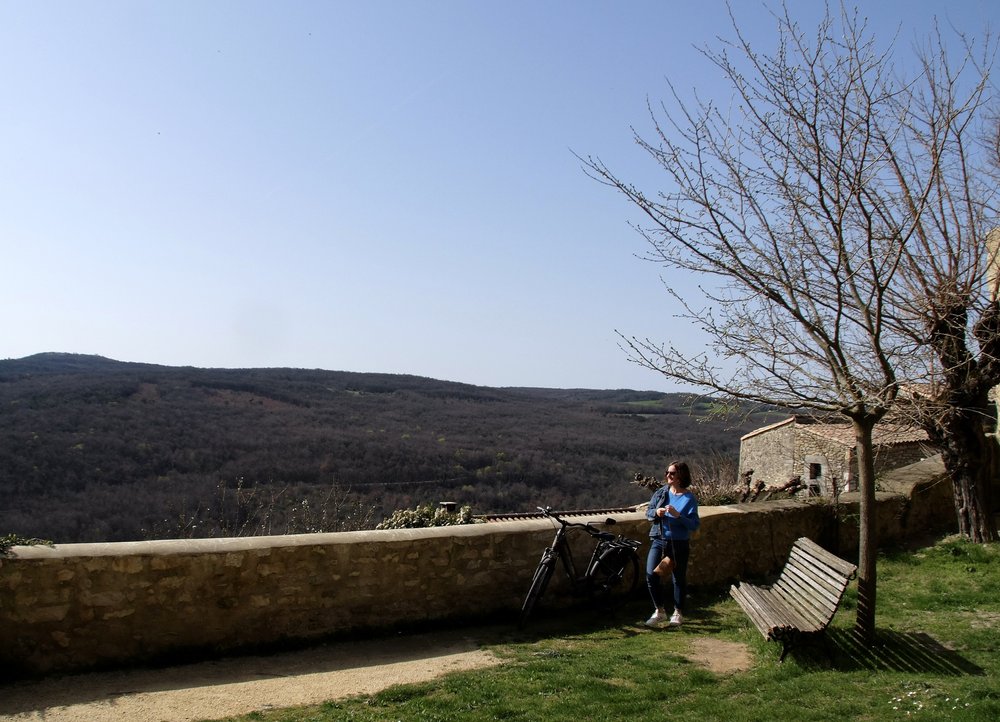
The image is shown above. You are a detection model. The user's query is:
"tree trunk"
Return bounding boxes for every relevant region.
[937,408,999,543]
[851,415,879,645]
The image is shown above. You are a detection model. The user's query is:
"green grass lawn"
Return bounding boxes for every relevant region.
[208,536,999,721]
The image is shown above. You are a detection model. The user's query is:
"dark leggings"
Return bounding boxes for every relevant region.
[645,538,690,613]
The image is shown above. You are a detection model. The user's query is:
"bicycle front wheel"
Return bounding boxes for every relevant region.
[590,546,641,610]
[519,551,557,628]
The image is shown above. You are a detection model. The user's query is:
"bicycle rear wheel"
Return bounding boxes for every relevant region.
[519,551,557,628]
[590,546,641,610]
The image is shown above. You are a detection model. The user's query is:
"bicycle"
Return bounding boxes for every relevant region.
[519,507,642,627]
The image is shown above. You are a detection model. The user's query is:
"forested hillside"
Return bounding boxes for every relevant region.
[0,353,769,543]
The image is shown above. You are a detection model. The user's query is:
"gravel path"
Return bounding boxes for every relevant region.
[0,629,502,722]
[0,623,753,722]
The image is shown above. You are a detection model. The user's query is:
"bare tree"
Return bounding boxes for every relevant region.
[879,27,1000,543]
[581,4,945,642]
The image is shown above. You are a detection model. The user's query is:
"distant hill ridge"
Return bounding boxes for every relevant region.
[1,352,675,401]
[0,353,762,543]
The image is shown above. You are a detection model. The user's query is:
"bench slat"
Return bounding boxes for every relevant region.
[730,584,799,637]
[729,585,773,636]
[777,563,843,612]
[771,585,832,631]
[777,542,856,629]
[731,582,813,634]
[731,584,784,631]
[784,551,852,595]
[776,563,846,620]
[793,537,858,578]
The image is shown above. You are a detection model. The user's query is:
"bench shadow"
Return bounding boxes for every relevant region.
[794,628,985,675]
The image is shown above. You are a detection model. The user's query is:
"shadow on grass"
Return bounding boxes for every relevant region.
[792,628,985,675]
[513,597,647,639]
[511,594,735,644]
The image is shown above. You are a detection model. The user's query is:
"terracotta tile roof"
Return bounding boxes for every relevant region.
[742,414,930,447]
[740,416,795,441]
[800,422,929,447]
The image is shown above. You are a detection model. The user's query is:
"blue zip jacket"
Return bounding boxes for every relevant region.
[645,486,700,540]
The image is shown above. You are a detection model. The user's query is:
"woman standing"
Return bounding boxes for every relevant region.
[644,461,700,627]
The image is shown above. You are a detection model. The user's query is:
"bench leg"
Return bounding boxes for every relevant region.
[818,631,835,661]
[777,631,834,664]
[773,629,799,663]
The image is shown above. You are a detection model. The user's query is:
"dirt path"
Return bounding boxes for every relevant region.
[0,629,502,722]
[0,628,751,722]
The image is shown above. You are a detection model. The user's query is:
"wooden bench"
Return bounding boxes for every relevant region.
[729,537,857,662]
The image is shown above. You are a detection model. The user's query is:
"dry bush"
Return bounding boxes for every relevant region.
[629,452,741,506]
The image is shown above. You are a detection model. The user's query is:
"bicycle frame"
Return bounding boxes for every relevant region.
[519,507,641,627]
[547,515,612,592]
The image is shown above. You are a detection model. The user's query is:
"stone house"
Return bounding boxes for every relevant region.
[739,415,933,496]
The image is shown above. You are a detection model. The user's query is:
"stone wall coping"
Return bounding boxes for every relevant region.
[5,495,901,561]
[5,510,657,560]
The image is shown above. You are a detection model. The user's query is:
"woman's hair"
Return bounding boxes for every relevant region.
[666,461,692,489]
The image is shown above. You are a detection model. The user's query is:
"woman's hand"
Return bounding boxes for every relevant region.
[664,504,680,518]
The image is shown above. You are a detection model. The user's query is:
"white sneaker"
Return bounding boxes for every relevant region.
[668,610,683,626]
[644,610,666,627]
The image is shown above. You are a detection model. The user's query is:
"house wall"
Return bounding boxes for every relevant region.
[739,422,797,486]
[794,430,850,495]
[873,443,934,484]
[834,441,931,494]
[744,421,933,496]
[0,459,953,678]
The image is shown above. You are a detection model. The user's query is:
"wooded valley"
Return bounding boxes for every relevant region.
[0,353,770,543]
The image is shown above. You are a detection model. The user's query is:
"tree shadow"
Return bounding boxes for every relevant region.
[793,628,985,675]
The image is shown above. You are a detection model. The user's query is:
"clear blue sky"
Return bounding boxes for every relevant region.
[2,1,996,390]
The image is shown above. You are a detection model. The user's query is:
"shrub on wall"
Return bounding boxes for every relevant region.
[0,533,53,556]
[375,503,481,529]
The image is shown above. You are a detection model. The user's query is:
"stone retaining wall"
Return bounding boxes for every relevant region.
[0,457,953,677]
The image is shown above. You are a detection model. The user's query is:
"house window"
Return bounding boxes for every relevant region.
[804,454,829,496]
